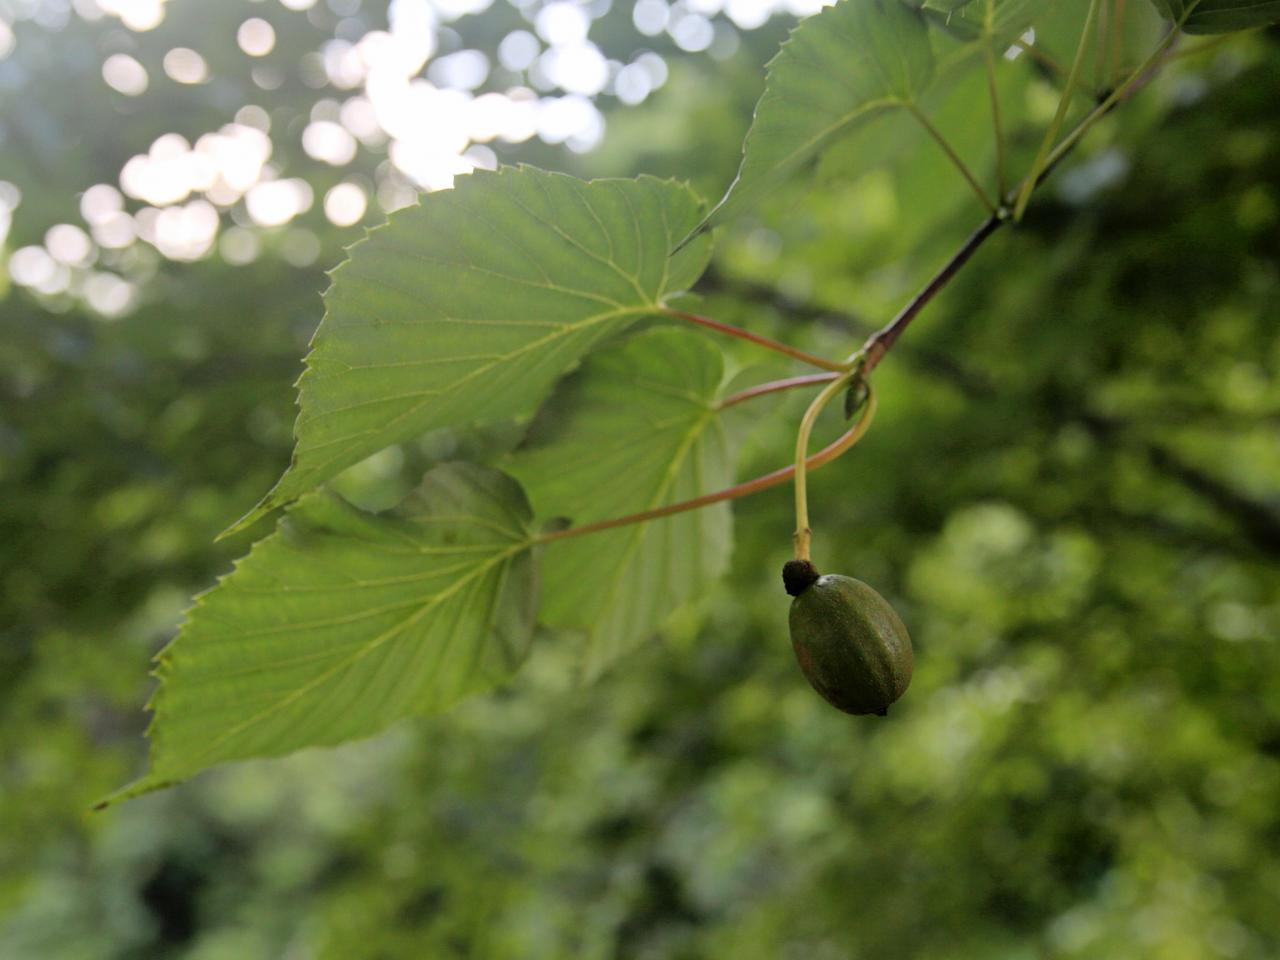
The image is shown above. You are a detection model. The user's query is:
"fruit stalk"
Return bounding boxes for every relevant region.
[793,373,874,562]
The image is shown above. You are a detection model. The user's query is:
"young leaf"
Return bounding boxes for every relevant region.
[507,328,734,679]
[102,463,537,805]
[232,167,710,533]
[1148,0,1280,32]
[697,0,935,233]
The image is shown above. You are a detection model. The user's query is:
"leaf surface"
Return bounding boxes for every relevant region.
[105,464,537,804]
[698,0,935,233]
[507,328,734,678]
[235,166,709,531]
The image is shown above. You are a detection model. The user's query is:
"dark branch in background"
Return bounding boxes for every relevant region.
[1079,413,1280,557]
[1146,445,1280,556]
[694,265,875,334]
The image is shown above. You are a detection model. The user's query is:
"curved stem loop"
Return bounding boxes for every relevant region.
[793,374,875,562]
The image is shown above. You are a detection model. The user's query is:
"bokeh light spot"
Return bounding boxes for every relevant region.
[238,18,277,57]
[45,224,94,266]
[163,47,209,84]
[303,120,358,165]
[102,53,148,95]
[323,182,368,226]
[497,30,539,71]
[246,179,314,227]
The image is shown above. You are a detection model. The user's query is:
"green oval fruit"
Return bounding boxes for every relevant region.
[788,574,913,716]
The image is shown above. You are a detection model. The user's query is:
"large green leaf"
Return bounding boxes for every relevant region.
[233,166,710,532]
[507,328,734,678]
[103,463,537,805]
[697,0,935,233]
[1149,0,1280,32]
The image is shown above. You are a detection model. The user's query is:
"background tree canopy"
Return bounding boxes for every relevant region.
[2,0,1278,957]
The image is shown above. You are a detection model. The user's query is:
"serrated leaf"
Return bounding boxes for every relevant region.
[233,166,711,532]
[102,463,536,805]
[507,328,733,679]
[1149,0,1280,32]
[696,0,935,233]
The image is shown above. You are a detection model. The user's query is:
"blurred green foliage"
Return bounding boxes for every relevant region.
[2,2,1278,958]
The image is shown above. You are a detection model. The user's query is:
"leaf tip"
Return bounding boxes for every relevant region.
[92,775,179,812]
[672,211,721,256]
[217,496,276,541]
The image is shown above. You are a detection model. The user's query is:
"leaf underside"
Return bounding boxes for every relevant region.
[103,463,537,806]
[507,328,735,679]
[234,166,710,532]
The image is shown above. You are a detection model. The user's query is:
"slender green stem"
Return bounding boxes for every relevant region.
[1013,0,1104,220]
[793,373,873,561]
[905,103,997,214]
[717,372,840,410]
[1039,23,1182,176]
[534,393,877,547]
[663,308,849,372]
[982,0,1008,200]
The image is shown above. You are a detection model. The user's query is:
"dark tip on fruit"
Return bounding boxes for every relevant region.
[782,559,821,597]
[875,708,888,717]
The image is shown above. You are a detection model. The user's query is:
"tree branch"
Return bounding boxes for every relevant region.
[859,213,1004,375]
[1078,413,1280,558]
